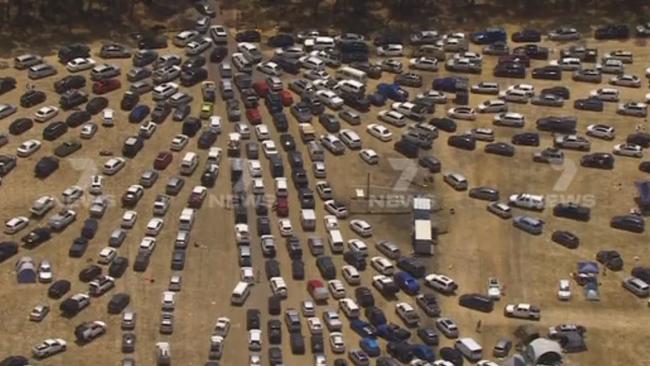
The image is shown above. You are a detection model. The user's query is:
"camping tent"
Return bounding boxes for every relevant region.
[15,257,36,284]
[525,338,563,365]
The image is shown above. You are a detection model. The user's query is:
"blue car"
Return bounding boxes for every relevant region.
[470,27,507,44]
[411,344,436,362]
[360,337,381,357]
[350,319,377,339]
[128,104,150,123]
[376,83,409,102]
[394,271,420,295]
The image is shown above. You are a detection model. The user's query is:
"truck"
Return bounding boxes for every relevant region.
[227,132,241,157]
[412,220,434,255]
[299,123,315,142]
[301,209,316,231]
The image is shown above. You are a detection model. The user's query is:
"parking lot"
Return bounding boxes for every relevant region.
[0,11,650,366]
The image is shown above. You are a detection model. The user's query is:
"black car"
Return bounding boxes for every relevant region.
[355,287,375,308]
[210,46,228,63]
[137,34,167,50]
[20,90,46,108]
[395,72,423,87]
[132,49,158,67]
[511,29,542,42]
[54,75,86,94]
[343,250,367,271]
[34,156,59,178]
[0,76,16,95]
[532,65,562,80]
[632,266,650,283]
[440,347,464,366]
[493,62,526,78]
[182,56,206,71]
[68,237,88,258]
[417,327,439,346]
[447,134,476,151]
[627,132,650,148]
[79,264,102,282]
[319,114,340,133]
[429,117,456,132]
[595,24,629,39]
[22,227,52,248]
[596,250,624,271]
[610,214,644,233]
[107,293,130,314]
[485,142,515,157]
[416,293,441,317]
[0,241,18,263]
[121,92,139,111]
[109,257,128,278]
[9,118,33,135]
[59,90,88,110]
[280,134,296,151]
[121,333,136,353]
[47,279,71,299]
[58,43,90,63]
[265,259,281,279]
[298,188,315,209]
[246,309,261,330]
[511,132,539,146]
[145,103,167,123]
[553,202,591,221]
[268,319,282,343]
[459,293,494,312]
[268,34,294,48]
[581,153,614,169]
[316,256,336,280]
[66,111,91,128]
[81,219,98,239]
[574,97,604,112]
[418,156,441,173]
[536,116,576,134]
[181,67,208,87]
[469,186,500,201]
[551,230,580,249]
[512,44,549,60]
[386,341,413,363]
[173,104,191,121]
[235,30,261,42]
[541,86,570,100]
[291,259,305,280]
[86,97,109,115]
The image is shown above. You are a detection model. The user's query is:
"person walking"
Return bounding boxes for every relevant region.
[475,320,482,333]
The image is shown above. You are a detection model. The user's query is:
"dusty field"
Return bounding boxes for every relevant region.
[0,16,649,366]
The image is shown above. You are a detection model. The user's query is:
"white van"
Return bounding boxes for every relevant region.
[231,281,251,305]
[275,177,288,197]
[301,209,316,231]
[180,152,199,175]
[179,208,195,231]
[270,277,288,298]
[455,337,483,362]
[207,147,222,165]
[232,52,252,73]
[338,298,360,318]
[328,229,344,254]
[335,79,365,96]
[335,67,367,84]
[102,108,114,127]
[307,141,325,162]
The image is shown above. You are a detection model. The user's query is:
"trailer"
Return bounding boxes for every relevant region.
[412,219,434,255]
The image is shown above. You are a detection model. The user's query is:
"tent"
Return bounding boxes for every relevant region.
[500,354,526,366]
[577,261,599,274]
[557,332,588,353]
[525,338,563,365]
[15,257,36,284]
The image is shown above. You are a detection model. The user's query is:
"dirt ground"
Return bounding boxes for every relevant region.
[0,13,649,366]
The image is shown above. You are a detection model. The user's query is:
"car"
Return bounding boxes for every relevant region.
[614,143,643,158]
[485,142,515,157]
[611,74,641,87]
[610,214,645,233]
[359,149,378,165]
[573,68,602,83]
[436,318,459,339]
[29,304,50,322]
[586,124,615,140]
[447,106,476,120]
[531,93,564,107]
[548,27,581,41]
[554,135,591,151]
[0,104,17,120]
[329,279,347,299]
[324,200,348,218]
[38,260,53,283]
[618,102,647,117]
[4,216,29,235]
[487,277,502,300]
[367,123,392,142]
[513,216,544,235]
[557,279,572,301]
[349,219,372,237]
[443,172,468,190]
[581,153,615,169]
[471,81,499,95]
[469,187,499,201]
[32,338,67,359]
[16,139,41,157]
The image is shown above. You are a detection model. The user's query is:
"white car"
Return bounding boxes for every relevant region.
[103,157,126,175]
[89,174,104,195]
[38,260,53,283]
[307,317,323,335]
[4,216,29,234]
[494,112,524,127]
[98,247,117,264]
[589,87,619,102]
[467,127,495,142]
[613,143,643,158]
[121,210,138,228]
[349,219,373,237]
[367,123,392,141]
[409,56,439,71]
[153,82,179,100]
[262,140,278,157]
[617,102,647,117]
[499,88,529,103]
[146,218,164,236]
[62,185,83,204]
[66,57,96,72]
[425,273,458,294]
[313,161,326,178]
[240,267,255,283]
[371,256,395,275]
[597,58,624,74]
[610,74,641,87]
[255,124,270,141]
[549,57,582,71]
[302,300,316,317]
[278,218,293,236]
[487,277,502,300]
[378,110,406,127]
[347,239,368,255]
[377,44,403,57]
[316,89,344,110]
[329,332,346,353]
[360,149,378,165]
[17,139,41,157]
[323,310,343,331]
[248,329,262,351]
[34,106,59,122]
[447,106,476,120]
[170,134,189,151]
[342,265,361,285]
[454,51,482,62]
[32,338,67,359]
[328,279,347,299]
[186,37,212,56]
[324,215,339,230]
[417,89,448,104]
[213,317,231,337]
[256,61,282,76]
[508,83,534,96]
[80,123,98,139]
[139,121,157,138]
[471,81,499,94]
[477,99,507,113]
[583,124,614,141]
[557,279,571,301]
[248,160,262,177]
[139,237,157,254]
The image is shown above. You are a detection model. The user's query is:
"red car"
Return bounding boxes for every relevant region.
[153,151,173,170]
[92,79,121,95]
[246,107,262,125]
[275,196,288,217]
[279,90,293,107]
[307,279,328,301]
[188,186,207,208]
[252,81,270,98]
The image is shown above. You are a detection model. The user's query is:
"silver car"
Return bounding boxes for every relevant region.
[513,216,544,235]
